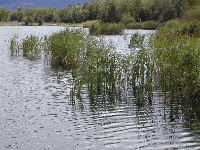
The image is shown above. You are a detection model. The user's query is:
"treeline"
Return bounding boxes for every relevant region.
[0,0,200,25]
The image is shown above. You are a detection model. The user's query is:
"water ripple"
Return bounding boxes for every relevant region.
[0,26,200,150]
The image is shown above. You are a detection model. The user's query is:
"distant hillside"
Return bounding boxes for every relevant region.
[0,0,90,9]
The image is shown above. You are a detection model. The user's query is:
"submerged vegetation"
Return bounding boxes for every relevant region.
[153,19,200,100]
[7,0,200,105]
[9,17,200,104]
[10,28,153,105]
[10,34,42,59]
[9,18,200,105]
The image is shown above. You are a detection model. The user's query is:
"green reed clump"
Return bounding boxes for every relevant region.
[132,49,154,105]
[129,33,145,49]
[10,34,42,59]
[126,22,143,29]
[142,20,159,29]
[44,28,86,68]
[153,19,200,100]
[89,22,124,35]
[158,19,200,37]
[120,13,136,25]
[9,27,154,104]
[72,36,118,98]
[82,20,98,28]
[125,21,159,29]
[22,35,42,58]
[10,35,20,55]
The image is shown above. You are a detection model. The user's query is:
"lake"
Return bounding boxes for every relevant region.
[0,26,200,149]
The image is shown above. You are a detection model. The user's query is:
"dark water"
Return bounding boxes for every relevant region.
[0,26,200,150]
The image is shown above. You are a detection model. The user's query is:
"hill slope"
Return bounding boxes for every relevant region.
[0,0,89,9]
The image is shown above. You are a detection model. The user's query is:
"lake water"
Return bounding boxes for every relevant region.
[0,26,200,150]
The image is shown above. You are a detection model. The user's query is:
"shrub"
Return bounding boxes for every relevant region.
[158,19,200,37]
[120,13,136,25]
[183,5,200,21]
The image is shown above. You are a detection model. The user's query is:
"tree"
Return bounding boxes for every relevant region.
[0,7,10,22]
[101,0,121,23]
[88,0,103,20]
[16,6,24,22]
[160,3,177,22]
[24,8,35,25]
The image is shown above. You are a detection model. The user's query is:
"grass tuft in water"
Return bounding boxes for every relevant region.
[10,34,42,59]
[89,22,124,35]
[10,35,20,55]
[9,28,154,105]
[152,19,200,100]
[22,35,42,59]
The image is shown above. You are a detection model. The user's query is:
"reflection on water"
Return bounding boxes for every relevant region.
[0,26,200,149]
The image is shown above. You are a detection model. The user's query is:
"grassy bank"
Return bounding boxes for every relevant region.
[0,20,98,27]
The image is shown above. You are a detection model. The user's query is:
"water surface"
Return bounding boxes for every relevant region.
[0,26,200,150]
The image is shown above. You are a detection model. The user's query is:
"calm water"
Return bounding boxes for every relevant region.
[0,26,200,150]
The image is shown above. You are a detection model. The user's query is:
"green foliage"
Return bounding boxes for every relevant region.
[44,29,86,67]
[22,35,41,58]
[10,35,20,55]
[0,7,10,22]
[158,19,200,37]
[129,33,145,49]
[10,35,42,59]
[125,21,159,29]
[59,4,89,23]
[89,22,124,35]
[126,22,143,29]
[9,28,154,104]
[100,0,122,23]
[182,5,200,21]
[152,19,200,100]
[3,0,200,26]
[82,20,98,28]
[142,20,159,29]
[120,13,135,25]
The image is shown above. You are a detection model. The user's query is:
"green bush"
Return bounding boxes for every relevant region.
[158,19,200,37]
[120,13,136,25]
[183,5,200,21]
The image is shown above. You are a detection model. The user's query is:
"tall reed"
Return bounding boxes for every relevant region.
[10,35,20,55]
[43,28,86,68]
[9,27,154,105]
[10,34,42,59]
[89,22,124,35]
[152,19,200,100]
[22,35,42,58]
